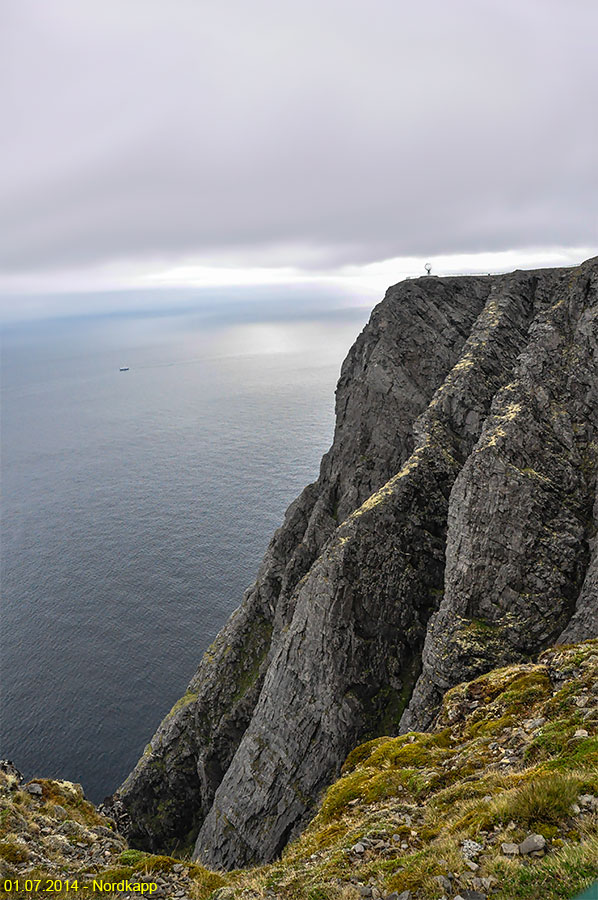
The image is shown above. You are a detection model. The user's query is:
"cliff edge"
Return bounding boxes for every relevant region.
[117,257,598,869]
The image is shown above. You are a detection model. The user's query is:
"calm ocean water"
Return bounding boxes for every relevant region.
[0,299,369,802]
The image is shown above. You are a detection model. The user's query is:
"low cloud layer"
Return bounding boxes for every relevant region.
[2,0,597,282]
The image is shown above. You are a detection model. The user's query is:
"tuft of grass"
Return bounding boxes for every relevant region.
[118,848,149,866]
[0,839,29,864]
[497,671,553,711]
[491,774,581,827]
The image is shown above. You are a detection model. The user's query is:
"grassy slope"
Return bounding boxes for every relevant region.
[1,640,596,900]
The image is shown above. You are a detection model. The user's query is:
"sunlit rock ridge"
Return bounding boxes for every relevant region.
[117,257,598,870]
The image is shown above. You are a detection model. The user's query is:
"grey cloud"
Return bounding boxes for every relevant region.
[1,0,597,274]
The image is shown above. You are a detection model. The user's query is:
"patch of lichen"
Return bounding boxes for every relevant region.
[437,615,514,684]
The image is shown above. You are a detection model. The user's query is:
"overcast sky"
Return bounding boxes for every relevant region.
[1,0,597,315]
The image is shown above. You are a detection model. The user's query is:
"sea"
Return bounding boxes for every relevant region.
[0,291,370,802]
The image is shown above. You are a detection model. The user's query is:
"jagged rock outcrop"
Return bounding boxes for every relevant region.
[118,258,598,869]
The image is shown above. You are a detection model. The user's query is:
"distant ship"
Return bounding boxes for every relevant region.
[119,367,130,372]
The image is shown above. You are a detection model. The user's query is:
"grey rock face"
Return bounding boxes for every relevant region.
[119,259,598,868]
[558,489,598,643]
[401,259,598,732]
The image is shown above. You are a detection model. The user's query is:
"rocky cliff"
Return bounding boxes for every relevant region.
[117,257,598,870]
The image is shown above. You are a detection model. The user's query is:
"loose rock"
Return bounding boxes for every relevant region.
[518,834,546,855]
[461,840,484,859]
[501,842,519,856]
[26,782,43,796]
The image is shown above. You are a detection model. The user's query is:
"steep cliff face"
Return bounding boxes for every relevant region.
[118,258,598,870]
[401,261,598,731]
[118,275,493,853]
